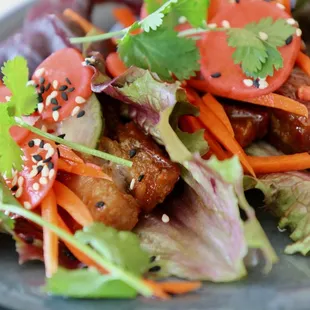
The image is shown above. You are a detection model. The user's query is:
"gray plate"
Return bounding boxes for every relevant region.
[1,213,310,310]
[2,2,310,310]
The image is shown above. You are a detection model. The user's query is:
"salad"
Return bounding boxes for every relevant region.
[0,0,310,300]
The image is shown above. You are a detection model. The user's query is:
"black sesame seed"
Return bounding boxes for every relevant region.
[45,83,51,91]
[58,134,66,139]
[148,266,161,272]
[65,77,72,85]
[39,140,45,148]
[52,105,62,111]
[34,84,39,88]
[138,174,145,182]
[43,157,52,163]
[77,110,85,118]
[33,154,43,162]
[211,72,222,78]
[59,85,68,91]
[48,162,54,170]
[51,98,58,105]
[95,201,105,208]
[24,236,34,244]
[285,35,293,45]
[235,0,240,3]
[253,79,260,88]
[40,85,45,94]
[129,149,137,158]
[28,140,35,148]
[149,256,156,263]
[39,77,45,84]
[38,94,43,102]
[11,185,18,192]
[67,87,75,93]
[37,165,43,173]
[61,92,68,101]
[57,148,60,157]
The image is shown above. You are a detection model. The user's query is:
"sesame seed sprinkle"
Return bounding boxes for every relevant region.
[41,165,49,177]
[148,266,161,272]
[52,105,62,111]
[37,103,44,114]
[48,162,54,170]
[49,169,55,180]
[77,110,85,118]
[39,140,45,148]
[33,139,41,146]
[15,187,23,198]
[52,80,59,89]
[34,68,45,78]
[129,149,137,158]
[162,214,170,223]
[37,165,43,174]
[75,96,86,104]
[46,95,52,107]
[59,85,68,91]
[276,3,285,10]
[52,111,60,121]
[11,185,18,192]
[243,79,254,87]
[42,125,48,132]
[39,177,48,185]
[95,201,105,208]
[43,157,52,163]
[46,148,55,159]
[211,72,221,78]
[51,98,58,105]
[28,140,35,148]
[150,256,156,263]
[259,31,268,41]
[208,23,217,29]
[67,87,75,93]
[33,154,43,162]
[29,169,38,178]
[61,92,68,101]
[287,18,296,25]
[221,20,230,29]
[71,106,80,116]
[65,77,72,85]
[44,143,52,151]
[18,176,24,187]
[129,179,136,191]
[5,96,11,102]
[138,174,145,182]
[39,77,45,84]
[45,83,51,91]
[27,80,36,86]
[12,175,18,186]
[296,28,302,37]
[32,183,40,191]
[285,35,293,45]
[24,202,32,209]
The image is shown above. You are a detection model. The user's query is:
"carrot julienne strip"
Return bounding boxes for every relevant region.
[58,144,84,164]
[296,52,310,77]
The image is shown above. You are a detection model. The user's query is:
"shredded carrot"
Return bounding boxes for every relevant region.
[156,281,202,295]
[203,129,230,161]
[187,79,209,93]
[63,8,103,34]
[297,85,310,101]
[276,0,291,13]
[241,93,308,118]
[106,52,128,78]
[41,190,59,278]
[58,158,112,180]
[53,181,93,227]
[296,52,310,77]
[198,94,255,176]
[247,153,310,174]
[203,93,234,136]
[113,7,137,28]
[57,215,107,273]
[58,145,84,164]
[143,280,170,300]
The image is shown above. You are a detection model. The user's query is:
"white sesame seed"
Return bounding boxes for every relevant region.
[296,28,302,37]
[37,103,44,114]
[276,3,285,10]
[46,95,52,106]
[34,68,45,78]
[26,80,36,86]
[49,169,55,180]
[277,226,287,232]
[286,18,296,25]
[41,125,47,132]
[46,148,55,159]
[129,179,136,191]
[71,106,81,116]
[52,111,60,122]
[32,183,40,191]
[12,170,18,177]
[29,169,38,178]
[259,31,268,41]
[52,80,59,89]
[259,79,269,90]
[50,91,58,98]
[15,187,23,198]
[243,79,254,87]
[12,175,18,186]
[41,165,49,177]
[221,20,230,29]
[24,202,32,209]
[44,143,52,151]
[18,176,24,187]
[75,96,86,104]
[33,139,41,146]
[5,96,11,102]
[39,177,48,185]
[162,214,170,223]
[178,16,187,24]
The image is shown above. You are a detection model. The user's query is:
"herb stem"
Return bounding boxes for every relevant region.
[16,119,132,168]
[178,27,227,38]
[0,203,152,297]
[70,28,128,44]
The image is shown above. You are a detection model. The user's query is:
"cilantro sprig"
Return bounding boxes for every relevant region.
[0,179,152,298]
[0,57,132,177]
[71,0,296,81]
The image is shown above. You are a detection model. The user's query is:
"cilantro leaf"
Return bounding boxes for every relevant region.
[2,57,37,116]
[75,223,149,275]
[228,18,296,78]
[46,268,137,299]
[227,28,268,76]
[0,104,23,177]
[118,28,200,80]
